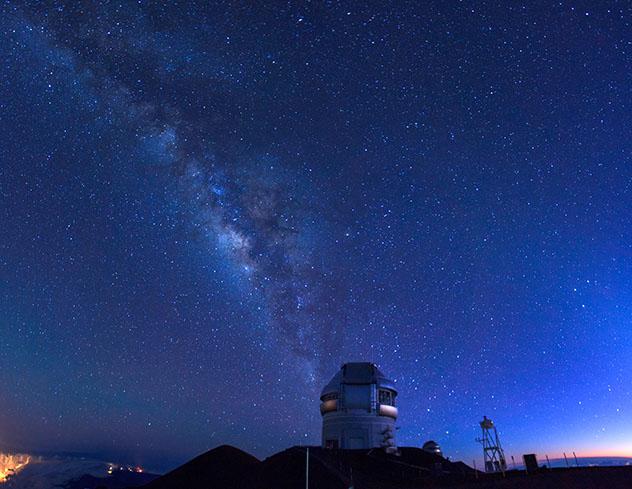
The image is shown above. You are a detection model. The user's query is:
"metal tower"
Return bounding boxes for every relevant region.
[476,416,507,473]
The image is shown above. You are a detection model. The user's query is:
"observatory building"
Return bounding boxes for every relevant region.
[320,362,398,450]
[422,440,443,457]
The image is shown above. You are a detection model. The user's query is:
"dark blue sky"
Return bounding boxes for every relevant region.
[1,1,631,472]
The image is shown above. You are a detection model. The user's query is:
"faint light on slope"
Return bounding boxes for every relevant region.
[0,452,31,483]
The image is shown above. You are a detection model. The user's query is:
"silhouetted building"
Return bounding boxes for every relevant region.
[422,440,443,457]
[523,453,539,473]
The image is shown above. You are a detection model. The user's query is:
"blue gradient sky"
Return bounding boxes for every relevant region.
[0,1,631,471]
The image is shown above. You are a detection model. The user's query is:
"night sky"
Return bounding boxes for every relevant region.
[1,1,631,472]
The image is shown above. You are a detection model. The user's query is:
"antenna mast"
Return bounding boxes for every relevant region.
[476,416,507,473]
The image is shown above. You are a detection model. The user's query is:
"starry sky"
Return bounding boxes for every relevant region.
[1,0,631,472]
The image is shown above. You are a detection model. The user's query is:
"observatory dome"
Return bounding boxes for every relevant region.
[320,362,398,451]
[422,440,443,457]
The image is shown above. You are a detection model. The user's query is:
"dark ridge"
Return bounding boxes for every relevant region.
[258,447,348,489]
[140,445,632,489]
[140,445,473,489]
[62,470,158,489]
[142,445,260,489]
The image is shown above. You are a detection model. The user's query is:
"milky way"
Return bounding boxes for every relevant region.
[20,3,345,382]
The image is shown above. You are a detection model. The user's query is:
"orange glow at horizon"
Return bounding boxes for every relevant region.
[573,448,632,459]
[527,446,632,462]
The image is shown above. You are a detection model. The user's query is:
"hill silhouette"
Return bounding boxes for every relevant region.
[140,445,632,489]
[141,445,474,489]
[142,445,259,489]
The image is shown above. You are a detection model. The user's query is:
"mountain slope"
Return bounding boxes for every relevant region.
[142,445,259,489]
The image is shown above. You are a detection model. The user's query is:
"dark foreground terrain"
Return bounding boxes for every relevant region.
[63,470,158,489]
[451,466,632,489]
[139,445,632,489]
